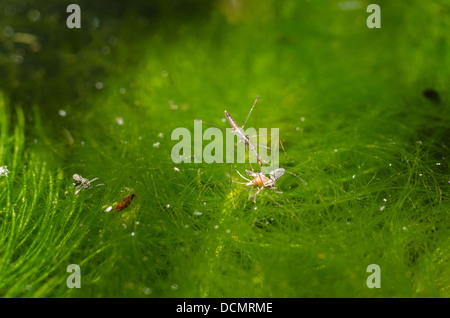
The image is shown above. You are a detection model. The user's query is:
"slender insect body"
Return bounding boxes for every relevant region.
[73,174,102,197]
[234,168,285,202]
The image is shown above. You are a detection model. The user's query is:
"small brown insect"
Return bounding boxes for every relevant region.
[116,193,135,211]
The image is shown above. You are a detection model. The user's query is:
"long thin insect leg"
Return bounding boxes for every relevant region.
[230,164,235,209]
[245,143,255,172]
[236,170,251,182]
[242,96,259,129]
[248,133,291,161]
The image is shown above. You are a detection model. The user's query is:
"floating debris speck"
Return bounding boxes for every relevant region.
[153,142,160,148]
[174,167,180,172]
[380,206,385,211]
[58,109,67,117]
[193,211,202,216]
[116,117,124,125]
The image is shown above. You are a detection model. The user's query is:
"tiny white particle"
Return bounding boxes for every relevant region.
[380,206,385,211]
[254,206,257,210]
[166,204,170,208]
[0,166,9,177]
[193,211,202,216]
[383,198,387,202]
[158,133,164,139]
[131,232,135,236]
[105,206,113,212]
[334,149,338,152]
[222,118,226,123]
[300,117,305,121]
[296,127,300,131]
[436,162,441,166]
[214,225,219,229]
[352,175,355,179]
[116,117,124,125]
[58,109,67,117]
[153,142,160,148]
[143,287,152,295]
[184,224,189,228]
[402,226,407,231]
[174,167,180,172]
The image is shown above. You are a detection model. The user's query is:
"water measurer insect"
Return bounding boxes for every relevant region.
[73,174,103,198]
[234,168,285,203]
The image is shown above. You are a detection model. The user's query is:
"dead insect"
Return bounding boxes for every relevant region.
[234,168,285,203]
[116,193,135,211]
[73,174,102,198]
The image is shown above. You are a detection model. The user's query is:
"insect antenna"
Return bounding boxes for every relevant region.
[242,96,259,129]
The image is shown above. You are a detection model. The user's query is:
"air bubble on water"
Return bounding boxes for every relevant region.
[352,175,355,179]
[58,109,67,117]
[3,26,14,37]
[4,5,17,17]
[389,163,392,167]
[143,287,152,295]
[254,206,257,210]
[419,173,422,177]
[436,162,441,166]
[193,211,202,216]
[166,204,170,208]
[28,9,41,22]
[203,201,207,205]
[108,35,118,45]
[402,226,407,231]
[153,142,160,148]
[130,232,135,236]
